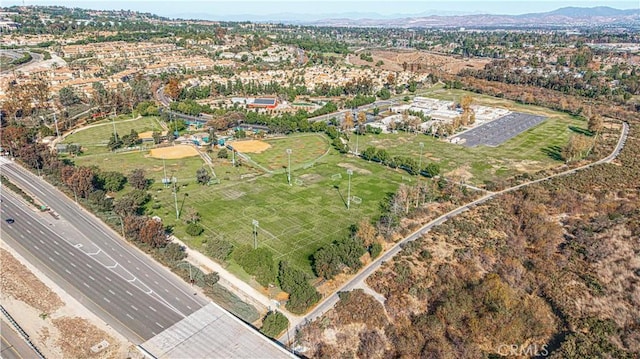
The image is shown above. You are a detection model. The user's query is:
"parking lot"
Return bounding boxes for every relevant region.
[457,112,547,147]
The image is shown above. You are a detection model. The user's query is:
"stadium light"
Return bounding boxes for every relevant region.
[173,177,179,220]
[347,169,353,210]
[286,149,292,186]
[252,219,259,249]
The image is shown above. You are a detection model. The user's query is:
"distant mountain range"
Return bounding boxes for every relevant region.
[308,6,640,28]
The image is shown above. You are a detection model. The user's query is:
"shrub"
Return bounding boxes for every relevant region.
[206,238,234,262]
[278,261,320,314]
[234,246,276,286]
[260,311,289,338]
[370,242,383,259]
[185,223,204,236]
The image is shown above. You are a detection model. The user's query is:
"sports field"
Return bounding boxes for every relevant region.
[351,91,585,185]
[144,133,405,278]
[62,116,164,156]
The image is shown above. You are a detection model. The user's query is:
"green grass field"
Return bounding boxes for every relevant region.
[64,92,582,285]
[63,116,164,156]
[146,134,406,278]
[349,90,585,185]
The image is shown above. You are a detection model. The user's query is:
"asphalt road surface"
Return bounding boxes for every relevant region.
[1,319,40,359]
[0,159,209,342]
[281,121,629,346]
[0,189,189,341]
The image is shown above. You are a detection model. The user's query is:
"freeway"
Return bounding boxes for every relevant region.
[0,159,208,325]
[0,158,293,358]
[0,189,186,341]
[281,121,630,346]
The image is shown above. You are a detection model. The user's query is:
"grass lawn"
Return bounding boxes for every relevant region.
[146,136,406,278]
[350,91,585,185]
[244,133,330,172]
[63,116,164,156]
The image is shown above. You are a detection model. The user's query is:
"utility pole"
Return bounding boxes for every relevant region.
[346,169,353,210]
[286,148,292,185]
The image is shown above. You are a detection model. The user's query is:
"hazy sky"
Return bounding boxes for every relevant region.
[3,0,638,20]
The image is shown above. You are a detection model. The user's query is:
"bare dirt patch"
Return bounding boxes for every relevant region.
[53,317,121,359]
[0,248,63,313]
[337,163,372,175]
[148,144,199,159]
[138,130,167,140]
[230,140,271,153]
[0,246,134,359]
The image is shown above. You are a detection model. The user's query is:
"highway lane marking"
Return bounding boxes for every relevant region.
[108,289,115,295]
[105,276,112,282]
[175,297,181,301]
[126,290,133,296]
[65,269,71,274]
[87,249,101,256]
[144,274,149,277]
[149,306,157,312]
[68,251,75,257]
[74,244,82,248]
[83,282,90,288]
[48,256,54,262]
[26,229,31,234]
[39,230,44,234]
[136,266,140,270]
[86,263,92,268]
[127,278,135,283]
[19,234,24,239]
[154,281,159,285]
[70,263,76,268]
[126,314,134,320]
[88,275,95,281]
[103,297,111,303]
[164,289,169,293]
[187,305,192,310]
[130,305,138,311]
[38,239,44,244]
[34,245,40,250]
[107,263,117,269]
[53,240,59,245]
[155,322,164,329]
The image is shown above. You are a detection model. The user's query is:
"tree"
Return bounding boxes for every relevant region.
[165,77,181,100]
[278,261,321,314]
[202,272,220,289]
[217,148,228,159]
[59,86,80,106]
[129,169,148,190]
[357,111,367,135]
[98,171,126,192]
[139,218,167,248]
[588,114,604,135]
[233,246,276,287]
[196,167,211,185]
[152,131,162,144]
[342,111,354,133]
[206,238,234,262]
[107,133,122,151]
[355,220,377,247]
[260,311,289,339]
[562,134,592,162]
[186,223,204,236]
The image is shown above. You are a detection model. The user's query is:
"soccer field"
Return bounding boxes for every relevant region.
[146,133,405,276]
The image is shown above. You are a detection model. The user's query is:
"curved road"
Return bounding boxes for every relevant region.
[280,121,629,345]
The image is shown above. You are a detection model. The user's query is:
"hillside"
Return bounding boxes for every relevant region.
[296,116,640,356]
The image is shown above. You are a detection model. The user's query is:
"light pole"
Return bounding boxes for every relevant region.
[286,148,292,186]
[252,219,259,249]
[173,178,179,220]
[418,142,424,174]
[346,169,353,210]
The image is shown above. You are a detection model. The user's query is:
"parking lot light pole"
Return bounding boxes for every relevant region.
[347,169,353,210]
[286,149,292,186]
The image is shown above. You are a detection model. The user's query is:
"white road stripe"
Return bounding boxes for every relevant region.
[88,275,95,281]
[83,282,89,288]
[149,306,156,312]
[103,297,111,303]
[105,276,112,282]
[155,322,164,329]
[131,305,138,311]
